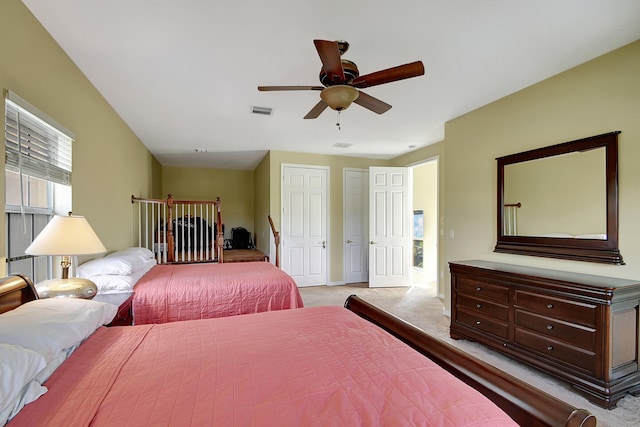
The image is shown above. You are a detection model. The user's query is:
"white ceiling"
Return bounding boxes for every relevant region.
[22,1,640,170]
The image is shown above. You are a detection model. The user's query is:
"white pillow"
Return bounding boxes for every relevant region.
[91,274,138,294]
[0,298,117,363]
[110,246,154,260]
[77,247,155,277]
[92,259,155,294]
[0,343,48,425]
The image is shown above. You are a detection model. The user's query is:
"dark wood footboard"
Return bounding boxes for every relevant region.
[344,295,596,427]
[0,274,38,314]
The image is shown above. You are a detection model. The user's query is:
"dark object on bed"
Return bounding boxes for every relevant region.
[0,275,595,427]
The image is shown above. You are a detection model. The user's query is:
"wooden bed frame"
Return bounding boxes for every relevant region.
[0,275,595,426]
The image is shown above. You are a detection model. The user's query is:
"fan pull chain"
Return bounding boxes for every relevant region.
[336,111,341,130]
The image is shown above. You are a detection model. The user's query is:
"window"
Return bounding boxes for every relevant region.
[5,170,52,282]
[4,91,74,282]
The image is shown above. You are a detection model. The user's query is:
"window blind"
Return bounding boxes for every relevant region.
[4,93,73,186]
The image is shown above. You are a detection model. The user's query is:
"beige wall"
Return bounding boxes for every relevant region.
[442,39,640,309]
[0,0,159,275]
[253,153,272,256]
[268,151,390,283]
[162,166,254,237]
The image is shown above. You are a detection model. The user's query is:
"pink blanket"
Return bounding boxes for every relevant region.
[132,262,303,324]
[10,307,517,426]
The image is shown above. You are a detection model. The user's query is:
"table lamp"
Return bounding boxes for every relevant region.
[25,212,106,299]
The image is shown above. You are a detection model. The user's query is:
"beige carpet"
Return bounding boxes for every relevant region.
[299,283,640,427]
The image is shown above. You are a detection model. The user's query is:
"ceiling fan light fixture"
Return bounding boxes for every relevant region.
[320,85,359,111]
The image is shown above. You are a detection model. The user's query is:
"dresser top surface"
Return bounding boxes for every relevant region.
[450,260,640,289]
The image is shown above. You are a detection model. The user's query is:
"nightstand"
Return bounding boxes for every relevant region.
[93,292,134,326]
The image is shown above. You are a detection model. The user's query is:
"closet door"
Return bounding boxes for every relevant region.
[344,168,368,284]
[281,165,328,287]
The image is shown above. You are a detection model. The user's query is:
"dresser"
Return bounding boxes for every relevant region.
[449,260,640,409]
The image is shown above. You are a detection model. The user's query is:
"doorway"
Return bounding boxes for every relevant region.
[341,160,438,288]
[410,159,438,288]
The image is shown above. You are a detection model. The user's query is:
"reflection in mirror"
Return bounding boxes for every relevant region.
[503,147,606,238]
[495,131,623,264]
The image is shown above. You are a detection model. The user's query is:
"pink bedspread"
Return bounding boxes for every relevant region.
[10,306,517,426]
[132,262,303,324]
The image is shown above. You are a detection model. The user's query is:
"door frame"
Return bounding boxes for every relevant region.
[408,156,440,296]
[280,163,330,287]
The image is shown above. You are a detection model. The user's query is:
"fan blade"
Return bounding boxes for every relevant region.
[258,86,324,91]
[354,91,392,115]
[314,40,345,85]
[352,61,424,88]
[304,100,329,119]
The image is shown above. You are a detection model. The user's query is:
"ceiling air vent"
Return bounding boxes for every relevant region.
[332,143,353,148]
[251,105,273,116]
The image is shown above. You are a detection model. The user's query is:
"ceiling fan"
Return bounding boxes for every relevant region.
[258,40,425,119]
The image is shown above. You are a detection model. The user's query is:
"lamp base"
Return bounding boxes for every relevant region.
[35,278,98,299]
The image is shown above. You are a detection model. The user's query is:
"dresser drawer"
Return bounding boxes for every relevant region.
[515,291,596,327]
[457,294,509,321]
[515,328,596,375]
[456,308,509,339]
[515,309,596,350]
[456,276,509,304]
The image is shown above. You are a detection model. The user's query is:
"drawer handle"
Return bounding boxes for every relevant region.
[546,303,554,309]
[476,286,482,291]
[476,303,482,309]
[546,324,554,330]
[547,345,554,351]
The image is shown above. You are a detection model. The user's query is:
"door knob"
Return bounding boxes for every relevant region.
[322,240,326,249]
[346,240,353,243]
[370,241,378,245]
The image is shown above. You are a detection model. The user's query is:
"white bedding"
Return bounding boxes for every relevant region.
[88,259,156,294]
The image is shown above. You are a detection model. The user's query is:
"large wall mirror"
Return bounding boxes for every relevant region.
[495,131,623,264]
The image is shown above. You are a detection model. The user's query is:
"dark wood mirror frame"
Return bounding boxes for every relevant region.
[495,131,623,264]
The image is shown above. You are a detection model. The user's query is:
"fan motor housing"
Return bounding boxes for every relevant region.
[320,60,359,86]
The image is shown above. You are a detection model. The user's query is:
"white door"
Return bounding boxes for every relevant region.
[369,167,411,287]
[282,165,328,287]
[344,169,368,284]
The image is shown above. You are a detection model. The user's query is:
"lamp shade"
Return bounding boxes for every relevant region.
[25,214,107,256]
[320,85,359,111]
